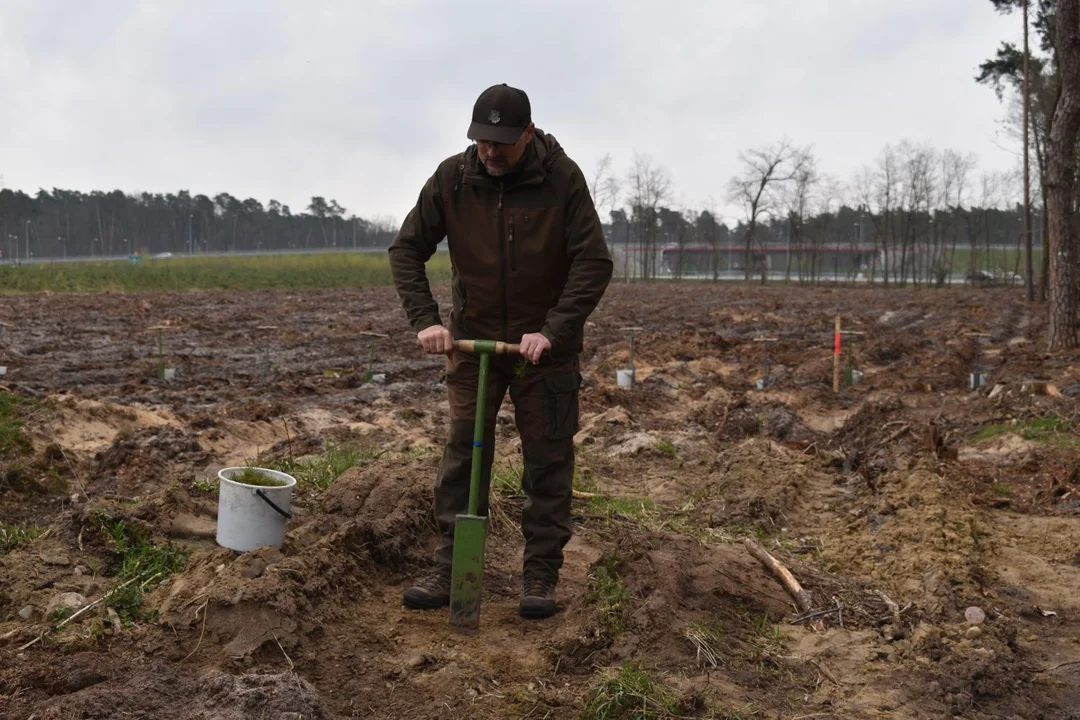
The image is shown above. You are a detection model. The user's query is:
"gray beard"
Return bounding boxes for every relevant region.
[484,164,509,177]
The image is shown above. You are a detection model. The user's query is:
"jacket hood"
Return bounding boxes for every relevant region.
[463,128,565,186]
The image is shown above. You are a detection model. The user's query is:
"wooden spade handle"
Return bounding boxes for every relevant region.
[452,340,521,355]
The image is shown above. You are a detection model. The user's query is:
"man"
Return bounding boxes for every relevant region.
[389,84,612,619]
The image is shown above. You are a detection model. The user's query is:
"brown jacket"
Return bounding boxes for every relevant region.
[389,130,612,356]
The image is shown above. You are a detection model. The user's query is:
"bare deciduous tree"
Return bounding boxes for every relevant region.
[626,152,671,281]
[940,149,977,285]
[727,139,812,283]
[590,153,621,217]
[779,153,819,282]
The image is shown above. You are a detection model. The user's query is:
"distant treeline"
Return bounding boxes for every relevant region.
[0,188,398,260]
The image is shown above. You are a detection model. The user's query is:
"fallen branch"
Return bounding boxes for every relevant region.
[745,539,813,613]
[880,424,911,446]
[18,575,141,651]
[789,606,842,625]
[571,489,598,499]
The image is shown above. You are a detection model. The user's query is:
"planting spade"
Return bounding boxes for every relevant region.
[447,339,520,635]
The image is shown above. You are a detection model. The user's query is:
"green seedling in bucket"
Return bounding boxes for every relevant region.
[233,467,287,487]
[448,338,520,635]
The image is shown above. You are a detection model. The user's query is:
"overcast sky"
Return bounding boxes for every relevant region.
[0,0,1022,225]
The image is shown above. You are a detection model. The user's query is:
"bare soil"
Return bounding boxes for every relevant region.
[2,283,1080,719]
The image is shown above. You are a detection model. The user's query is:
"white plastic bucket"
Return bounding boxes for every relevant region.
[0,366,7,377]
[616,368,634,388]
[216,467,297,552]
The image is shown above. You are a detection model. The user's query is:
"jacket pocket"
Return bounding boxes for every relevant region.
[452,278,469,329]
[542,372,581,440]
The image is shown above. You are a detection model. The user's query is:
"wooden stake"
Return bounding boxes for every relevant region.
[833,316,841,393]
[745,539,813,613]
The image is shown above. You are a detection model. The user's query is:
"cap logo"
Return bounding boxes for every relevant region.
[488,109,501,124]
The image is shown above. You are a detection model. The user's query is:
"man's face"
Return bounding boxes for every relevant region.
[476,124,534,177]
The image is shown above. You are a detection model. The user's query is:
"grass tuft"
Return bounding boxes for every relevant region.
[263,444,377,494]
[92,512,186,580]
[972,414,1075,445]
[492,463,524,496]
[0,522,46,554]
[588,550,632,635]
[579,663,679,720]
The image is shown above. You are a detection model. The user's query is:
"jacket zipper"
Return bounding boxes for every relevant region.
[498,182,508,341]
[508,216,516,273]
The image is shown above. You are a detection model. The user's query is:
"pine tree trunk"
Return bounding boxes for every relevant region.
[1047,0,1080,349]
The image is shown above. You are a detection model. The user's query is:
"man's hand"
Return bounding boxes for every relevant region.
[417,325,453,355]
[519,333,551,364]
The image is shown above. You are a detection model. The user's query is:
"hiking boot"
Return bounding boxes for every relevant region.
[519,577,557,619]
[403,566,451,610]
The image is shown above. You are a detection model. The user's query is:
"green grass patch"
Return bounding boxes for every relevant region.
[262,444,377,495]
[0,252,452,293]
[579,663,680,720]
[749,611,781,642]
[92,512,186,580]
[0,392,39,458]
[589,495,658,519]
[991,481,1013,496]
[106,583,151,626]
[190,475,217,493]
[0,522,46,553]
[87,511,186,628]
[655,438,676,457]
[972,414,1075,445]
[588,550,632,634]
[492,462,523,496]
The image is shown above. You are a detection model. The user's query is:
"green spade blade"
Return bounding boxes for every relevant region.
[448,513,487,634]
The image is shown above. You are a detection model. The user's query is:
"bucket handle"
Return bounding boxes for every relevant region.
[255,489,293,520]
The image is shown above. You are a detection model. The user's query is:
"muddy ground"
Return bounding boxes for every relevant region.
[1,282,1079,719]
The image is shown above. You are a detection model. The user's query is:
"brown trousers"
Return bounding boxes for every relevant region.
[433,350,580,584]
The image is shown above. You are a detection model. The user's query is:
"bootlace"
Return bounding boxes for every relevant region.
[421,567,451,592]
[524,577,552,597]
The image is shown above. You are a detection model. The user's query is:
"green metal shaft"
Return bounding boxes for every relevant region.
[468,351,491,517]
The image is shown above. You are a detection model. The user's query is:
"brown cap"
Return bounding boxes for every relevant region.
[467,84,531,144]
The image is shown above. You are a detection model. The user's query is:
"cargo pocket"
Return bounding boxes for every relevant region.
[543,372,581,440]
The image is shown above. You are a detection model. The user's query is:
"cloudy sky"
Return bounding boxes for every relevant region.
[0,0,1022,225]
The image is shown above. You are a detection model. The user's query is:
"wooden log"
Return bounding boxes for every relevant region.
[745,539,813,613]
